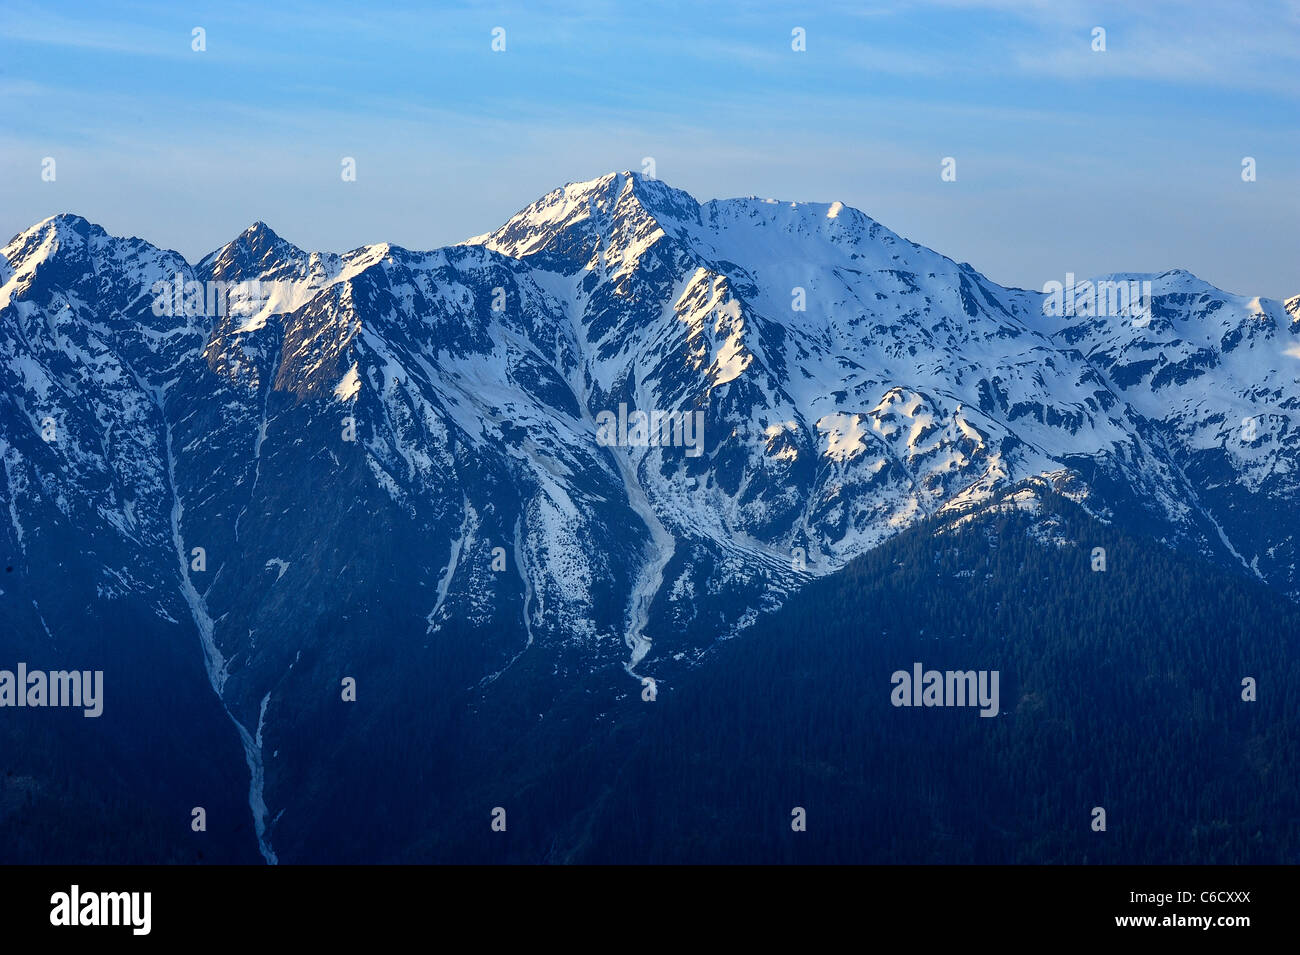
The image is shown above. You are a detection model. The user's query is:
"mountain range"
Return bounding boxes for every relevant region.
[2,171,1297,863]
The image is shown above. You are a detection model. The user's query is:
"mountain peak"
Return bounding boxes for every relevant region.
[596,169,700,219]
[200,220,304,278]
[464,173,921,282]
[241,219,276,238]
[233,220,294,254]
[43,211,98,232]
[1,214,121,293]
[5,212,105,251]
[464,170,701,262]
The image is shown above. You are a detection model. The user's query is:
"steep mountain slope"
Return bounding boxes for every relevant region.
[403,486,1300,864]
[0,215,262,862]
[1,173,1296,862]
[466,173,1300,601]
[1035,270,1300,593]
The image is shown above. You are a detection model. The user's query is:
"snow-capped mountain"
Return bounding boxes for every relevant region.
[2,171,1297,862]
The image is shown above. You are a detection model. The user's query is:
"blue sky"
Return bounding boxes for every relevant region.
[3,0,1298,298]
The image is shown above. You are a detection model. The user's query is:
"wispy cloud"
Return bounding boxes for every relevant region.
[1,0,1296,298]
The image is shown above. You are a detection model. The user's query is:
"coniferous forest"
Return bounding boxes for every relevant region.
[4,491,1296,864]
[398,493,1300,864]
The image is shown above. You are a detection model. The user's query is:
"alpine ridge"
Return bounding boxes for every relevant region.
[2,171,1298,862]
